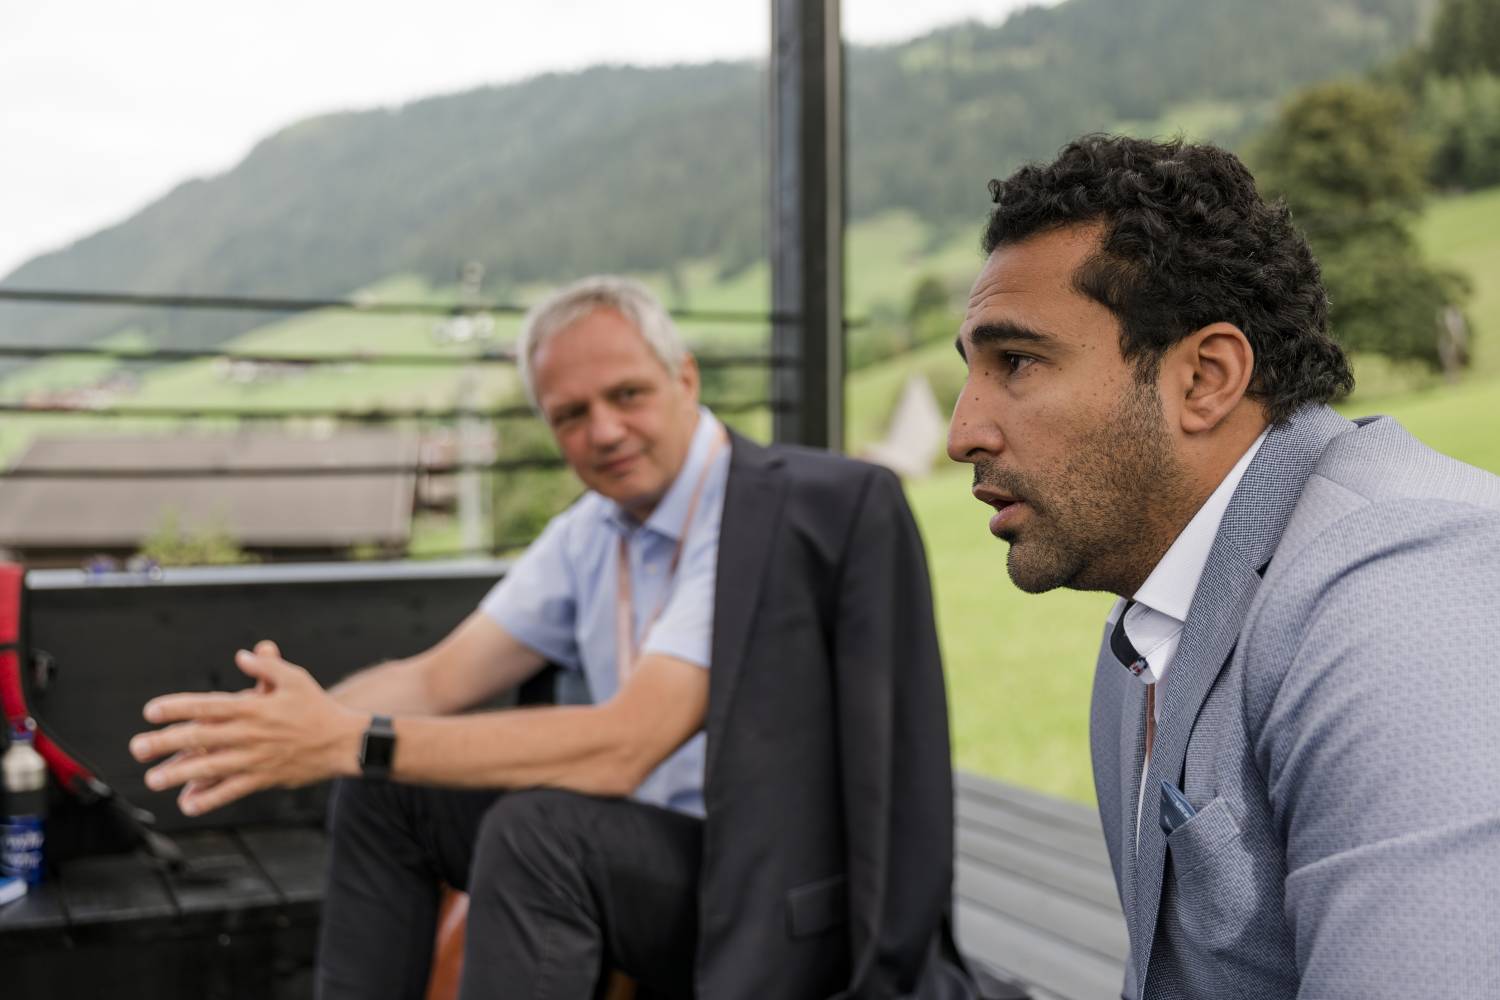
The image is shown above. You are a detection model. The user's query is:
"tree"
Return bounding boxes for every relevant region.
[905,274,959,352]
[1426,0,1500,78]
[1255,82,1428,243]
[906,275,950,328]
[1315,232,1471,373]
[1419,72,1500,190]
[1255,80,1471,374]
[487,421,580,550]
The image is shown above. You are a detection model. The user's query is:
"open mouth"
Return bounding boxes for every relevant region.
[972,485,1026,535]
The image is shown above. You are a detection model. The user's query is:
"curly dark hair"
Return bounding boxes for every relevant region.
[983,134,1353,423]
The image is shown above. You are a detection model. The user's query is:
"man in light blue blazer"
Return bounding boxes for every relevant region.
[948,134,1500,999]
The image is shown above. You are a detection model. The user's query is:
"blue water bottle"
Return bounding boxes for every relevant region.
[2,722,47,885]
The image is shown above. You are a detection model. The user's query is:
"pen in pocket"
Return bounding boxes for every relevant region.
[1159,780,1197,835]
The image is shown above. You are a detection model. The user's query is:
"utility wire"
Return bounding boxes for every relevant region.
[0,342,791,369]
[0,287,806,326]
[0,398,785,422]
[0,457,568,480]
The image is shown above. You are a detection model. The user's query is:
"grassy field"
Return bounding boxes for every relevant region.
[906,466,1113,802]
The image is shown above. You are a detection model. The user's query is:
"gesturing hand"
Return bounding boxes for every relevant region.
[129,640,367,816]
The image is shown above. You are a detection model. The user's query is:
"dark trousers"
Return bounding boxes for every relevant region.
[316,780,703,1000]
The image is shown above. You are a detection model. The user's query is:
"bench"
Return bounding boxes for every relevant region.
[953,772,1127,1000]
[0,560,1126,999]
[2,560,507,999]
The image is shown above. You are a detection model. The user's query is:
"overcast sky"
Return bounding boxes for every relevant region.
[0,0,1054,280]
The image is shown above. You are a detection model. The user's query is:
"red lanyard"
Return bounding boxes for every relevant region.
[614,426,727,682]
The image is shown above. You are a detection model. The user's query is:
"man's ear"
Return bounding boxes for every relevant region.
[1166,323,1255,435]
[678,353,701,403]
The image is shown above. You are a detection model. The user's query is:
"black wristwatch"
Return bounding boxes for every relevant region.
[358,714,397,780]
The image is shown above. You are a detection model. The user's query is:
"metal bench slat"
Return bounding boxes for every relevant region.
[956,771,1103,838]
[57,852,176,927]
[238,825,328,907]
[0,878,70,937]
[955,793,1108,866]
[956,855,1128,964]
[164,830,282,917]
[955,897,1126,1000]
[956,826,1120,911]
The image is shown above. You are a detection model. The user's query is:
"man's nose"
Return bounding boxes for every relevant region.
[947,384,1000,464]
[587,405,627,448]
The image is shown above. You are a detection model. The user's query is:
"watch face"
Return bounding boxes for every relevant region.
[360,716,396,778]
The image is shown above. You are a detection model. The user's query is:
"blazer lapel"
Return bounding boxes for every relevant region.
[1119,677,1149,927]
[1128,405,1354,989]
[1089,612,1142,922]
[704,431,788,779]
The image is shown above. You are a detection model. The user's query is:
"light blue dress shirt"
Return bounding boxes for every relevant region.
[479,408,729,816]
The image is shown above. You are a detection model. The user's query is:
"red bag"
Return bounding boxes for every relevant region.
[0,563,182,867]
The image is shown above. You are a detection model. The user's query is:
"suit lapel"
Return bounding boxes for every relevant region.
[1120,677,1149,923]
[704,431,788,779]
[1128,405,1354,990]
[1129,546,1262,984]
[1089,612,1142,922]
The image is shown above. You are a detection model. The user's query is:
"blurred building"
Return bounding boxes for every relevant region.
[0,430,424,567]
[861,373,946,479]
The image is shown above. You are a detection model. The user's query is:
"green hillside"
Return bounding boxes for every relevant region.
[0,0,1425,355]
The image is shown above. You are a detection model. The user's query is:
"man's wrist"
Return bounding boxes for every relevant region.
[328,709,372,779]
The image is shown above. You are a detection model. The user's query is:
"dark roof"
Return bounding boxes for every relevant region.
[0,431,419,548]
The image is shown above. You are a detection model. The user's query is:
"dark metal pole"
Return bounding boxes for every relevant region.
[770,0,844,450]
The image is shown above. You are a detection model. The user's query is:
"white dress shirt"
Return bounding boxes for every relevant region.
[1116,429,1268,840]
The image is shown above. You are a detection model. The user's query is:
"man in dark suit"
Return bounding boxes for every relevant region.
[129,276,995,999]
[947,135,1500,999]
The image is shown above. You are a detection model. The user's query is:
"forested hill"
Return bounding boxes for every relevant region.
[2,0,1428,349]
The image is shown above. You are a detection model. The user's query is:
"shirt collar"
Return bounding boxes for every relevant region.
[1132,428,1269,624]
[604,405,720,541]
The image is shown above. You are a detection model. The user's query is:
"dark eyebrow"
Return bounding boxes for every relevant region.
[955,320,1060,362]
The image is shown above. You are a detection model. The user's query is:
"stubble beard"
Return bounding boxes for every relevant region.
[979,381,1193,596]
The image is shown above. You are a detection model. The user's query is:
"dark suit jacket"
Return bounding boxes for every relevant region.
[696,432,980,999]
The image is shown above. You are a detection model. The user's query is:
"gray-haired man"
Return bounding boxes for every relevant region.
[132,277,994,999]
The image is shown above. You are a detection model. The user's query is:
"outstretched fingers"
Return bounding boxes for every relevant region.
[142,691,255,726]
[178,772,268,816]
[145,746,261,793]
[130,719,255,763]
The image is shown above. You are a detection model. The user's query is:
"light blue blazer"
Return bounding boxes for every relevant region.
[1090,404,1500,999]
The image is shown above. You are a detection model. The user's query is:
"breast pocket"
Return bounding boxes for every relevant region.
[1165,796,1269,957]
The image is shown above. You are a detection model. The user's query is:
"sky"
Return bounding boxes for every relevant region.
[0,0,1054,280]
